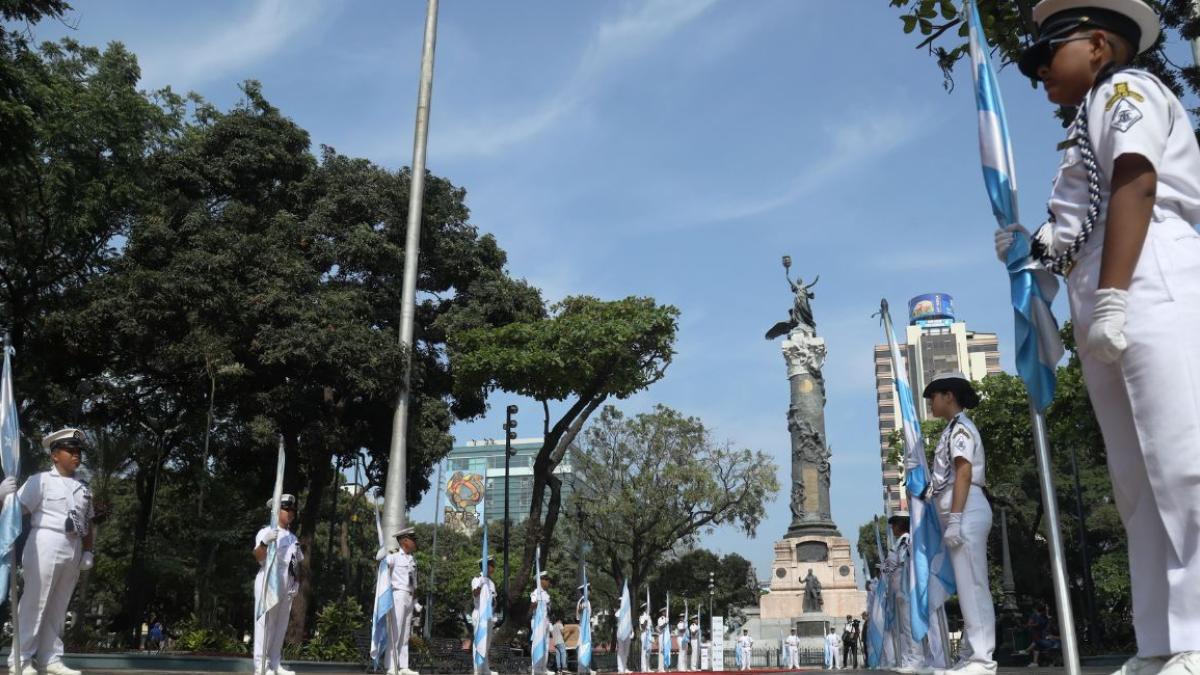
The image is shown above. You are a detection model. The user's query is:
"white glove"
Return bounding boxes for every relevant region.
[260,528,279,546]
[1088,288,1129,365]
[0,476,16,502]
[994,224,1031,262]
[943,512,964,549]
[376,546,389,561]
[414,601,423,614]
[80,551,94,571]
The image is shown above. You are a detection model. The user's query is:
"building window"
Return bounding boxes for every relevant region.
[878,404,894,415]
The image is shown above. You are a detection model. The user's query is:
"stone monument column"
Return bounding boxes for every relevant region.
[759,256,864,644]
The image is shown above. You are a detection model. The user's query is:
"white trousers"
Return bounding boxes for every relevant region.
[881,626,896,668]
[658,637,668,671]
[787,645,799,668]
[1068,217,1200,656]
[937,486,994,668]
[738,645,749,671]
[922,606,949,669]
[691,639,700,670]
[641,636,651,672]
[893,589,923,669]
[472,614,495,675]
[252,574,294,673]
[677,640,686,672]
[616,637,630,672]
[386,589,414,671]
[10,529,81,669]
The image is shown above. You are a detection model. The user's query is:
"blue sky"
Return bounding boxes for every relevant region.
[30,0,1198,585]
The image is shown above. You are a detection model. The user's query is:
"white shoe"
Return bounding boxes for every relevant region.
[491,671,499,675]
[400,669,421,675]
[1158,653,1200,675]
[44,662,82,675]
[897,668,918,674]
[276,668,297,675]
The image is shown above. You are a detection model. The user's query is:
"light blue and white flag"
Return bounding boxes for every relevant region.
[0,339,25,605]
[866,579,885,668]
[967,0,1062,410]
[474,495,493,674]
[370,505,394,668]
[255,436,286,621]
[617,579,633,643]
[679,598,689,653]
[880,302,955,641]
[531,546,549,670]
[874,517,886,573]
[661,593,671,669]
[579,567,593,671]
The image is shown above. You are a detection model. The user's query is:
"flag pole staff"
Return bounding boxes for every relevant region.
[383,0,440,541]
[962,1,1079,671]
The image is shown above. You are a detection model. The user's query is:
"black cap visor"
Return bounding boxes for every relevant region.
[1018,8,1142,79]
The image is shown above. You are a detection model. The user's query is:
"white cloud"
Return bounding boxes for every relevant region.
[138,0,331,90]
[702,107,934,223]
[434,0,720,158]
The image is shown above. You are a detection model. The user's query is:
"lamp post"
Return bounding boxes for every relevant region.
[503,404,518,622]
[708,572,715,637]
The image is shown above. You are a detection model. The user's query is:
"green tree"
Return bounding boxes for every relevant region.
[563,404,778,620]
[887,0,1199,140]
[855,515,891,576]
[449,297,680,632]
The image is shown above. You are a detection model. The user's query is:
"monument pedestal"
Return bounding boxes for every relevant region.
[759,534,866,633]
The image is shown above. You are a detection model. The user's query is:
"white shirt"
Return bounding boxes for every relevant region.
[785,635,800,648]
[530,587,550,613]
[253,525,302,593]
[551,620,565,645]
[19,468,93,535]
[657,616,668,631]
[1042,68,1200,261]
[676,620,686,636]
[689,622,699,636]
[737,635,753,649]
[929,412,985,498]
[471,575,495,616]
[639,612,651,629]
[886,533,911,597]
[825,633,838,649]
[387,549,417,594]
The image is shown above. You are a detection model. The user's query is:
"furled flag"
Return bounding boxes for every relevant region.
[866,578,885,668]
[617,579,633,644]
[370,505,395,669]
[0,338,24,605]
[966,0,1062,410]
[680,598,689,654]
[880,301,956,641]
[474,494,492,674]
[642,585,651,657]
[874,517,886,571]
[256,436,286,622]
[579,567,593,671]
[661,592,672,669]
[531,546,549,671]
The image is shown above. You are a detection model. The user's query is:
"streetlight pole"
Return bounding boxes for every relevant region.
[503,404,517,623]
[708,572,714,637]
[383,0,440,541]
[424,459,444,639]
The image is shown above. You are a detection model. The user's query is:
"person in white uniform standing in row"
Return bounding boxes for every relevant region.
[383,527,420,675]
[784,629,800,669]
[472,555,498,675]
[253,492,301,675]
[639,602,652,673]
[689,614,700,671]
[884,514,922,674]
[737,630,753,672]
[922,372,994,675]
[994,1,1200,673]
[656,608,669,673]
[6,428,93,675]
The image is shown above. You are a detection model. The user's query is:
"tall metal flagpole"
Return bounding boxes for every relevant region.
[424,459,444,638]
[1031,406,1080,671]
[1191,0,1200,67]
[383,0,440,541]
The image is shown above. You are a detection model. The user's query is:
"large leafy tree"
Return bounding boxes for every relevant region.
[887,0,1199,140]
[449,297,680,630]
[565,405,779,621]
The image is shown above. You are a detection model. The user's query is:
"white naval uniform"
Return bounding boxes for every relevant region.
[929,412,994,669]
[885,533,922,670]
[578,598,594,675]
[1039,67,1200,657]
[640,614,652,672]
[472,575,496,674]
[785,634,800,668]
[531,588,551,675]
[616,610,632,674]
[737,635,753,671]
[253,525,302,674]
[385,549,418,672]
[689,622,700,670]
[676,621,687,672]
[662,614,672,667]
[11,469,92,671]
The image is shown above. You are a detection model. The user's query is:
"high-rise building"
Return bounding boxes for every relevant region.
[874,294,1002,513]
[440,437,573,533]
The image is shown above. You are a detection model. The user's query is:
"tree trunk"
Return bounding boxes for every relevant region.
[112,455,160,644]
[285,440,333,644]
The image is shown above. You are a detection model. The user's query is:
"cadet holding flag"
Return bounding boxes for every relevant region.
[383,528,420,675]
[253,491,300,675]
[8,429,91,675]
[639,598,652,673]
[473,555,498,675]
[993,1,1200,672]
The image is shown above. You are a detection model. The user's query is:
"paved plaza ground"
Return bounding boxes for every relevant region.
[0,669,1118,675]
